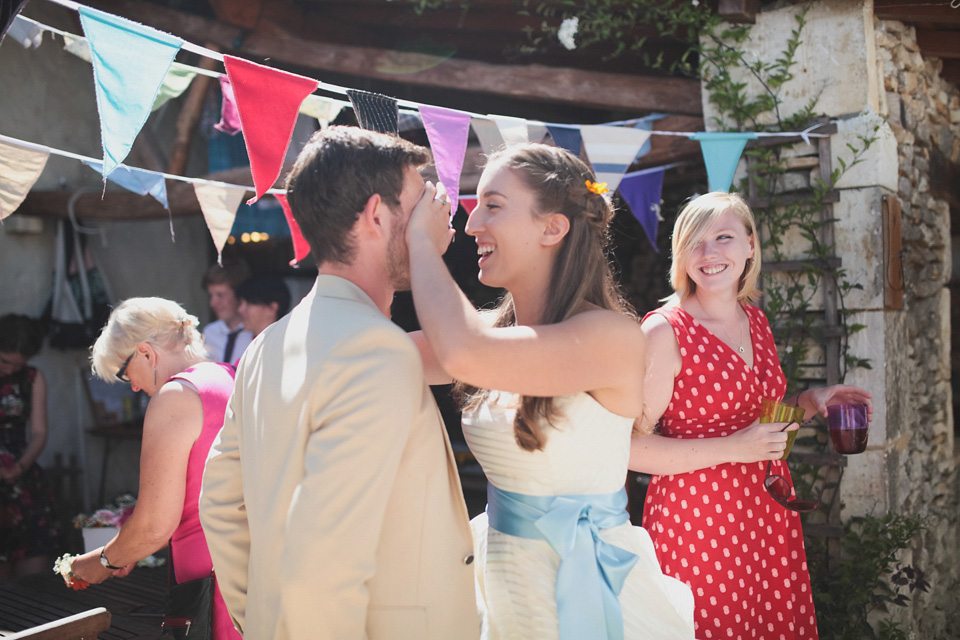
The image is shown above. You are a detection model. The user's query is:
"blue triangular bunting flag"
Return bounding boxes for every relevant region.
[618,167,665,252]
[692,132,758,192]
[83,160,169,210]
[546,124,582,157]
[78,6,183,179]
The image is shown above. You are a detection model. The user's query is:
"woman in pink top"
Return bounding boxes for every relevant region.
[71,297,241,640]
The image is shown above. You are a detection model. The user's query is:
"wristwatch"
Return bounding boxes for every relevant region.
[100,547,122,570]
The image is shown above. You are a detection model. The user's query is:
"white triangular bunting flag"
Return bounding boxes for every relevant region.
[194,183,247,263]
[471,117,504,156]
[0,139,49,220]
[490,115,529,147]
[580,125,652,192]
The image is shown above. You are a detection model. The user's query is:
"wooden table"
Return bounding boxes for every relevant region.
[0,564,166,639]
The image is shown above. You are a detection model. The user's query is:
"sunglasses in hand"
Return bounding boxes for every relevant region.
[763,421,826,513]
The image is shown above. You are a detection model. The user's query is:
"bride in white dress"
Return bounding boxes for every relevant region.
[406,143,695,640]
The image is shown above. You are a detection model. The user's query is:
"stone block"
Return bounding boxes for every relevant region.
[701,0,878,127]
[842,447,892,517]
[833,188,885,309]
[832,114,899,191]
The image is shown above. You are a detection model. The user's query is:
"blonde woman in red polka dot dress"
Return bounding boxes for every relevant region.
[629,192,872,640]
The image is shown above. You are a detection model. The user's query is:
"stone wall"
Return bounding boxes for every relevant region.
[874,16,960,637]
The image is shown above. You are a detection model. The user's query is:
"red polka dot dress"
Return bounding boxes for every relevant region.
[641,304,819,640]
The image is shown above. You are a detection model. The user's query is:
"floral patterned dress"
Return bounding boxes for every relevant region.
[0,366,59,563]
[641,304,819,640]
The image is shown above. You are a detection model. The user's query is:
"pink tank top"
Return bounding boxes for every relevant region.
[167,361,241,640]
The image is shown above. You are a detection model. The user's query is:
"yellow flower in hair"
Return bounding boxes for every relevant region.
[585,180,609,195]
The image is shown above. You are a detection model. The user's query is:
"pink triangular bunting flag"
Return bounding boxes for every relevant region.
[276,193,311,265]
[222,55,318,204]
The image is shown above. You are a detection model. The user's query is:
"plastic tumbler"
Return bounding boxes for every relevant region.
[827,403,869,454]
[760,397,805,461]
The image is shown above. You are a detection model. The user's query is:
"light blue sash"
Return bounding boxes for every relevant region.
[486,484,638,640]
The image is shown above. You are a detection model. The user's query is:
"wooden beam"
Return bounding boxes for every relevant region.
[209,0,265,29]
[82,0,702,115]
[717,0,760,24]
[874,0,960,25]
[941,59,960,85]
[916,29,960,59]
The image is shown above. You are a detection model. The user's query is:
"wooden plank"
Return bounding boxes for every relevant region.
[882,194,905,310]
[81,0,703,114]
[4,608,111,640]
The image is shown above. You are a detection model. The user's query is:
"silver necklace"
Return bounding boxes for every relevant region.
[719,309,746,354]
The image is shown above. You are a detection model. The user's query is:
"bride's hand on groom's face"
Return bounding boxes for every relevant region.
[408,181,455,255]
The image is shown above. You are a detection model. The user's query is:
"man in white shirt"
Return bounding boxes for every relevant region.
[201,259,254,363]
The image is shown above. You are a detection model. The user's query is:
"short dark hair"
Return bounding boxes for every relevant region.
[236,276,291,319]
[201,258,251,290]
[0,314,44,358]
[284,126,430,266]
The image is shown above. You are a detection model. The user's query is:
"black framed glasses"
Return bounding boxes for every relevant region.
[764,458,826,513]
[116,352,135,382]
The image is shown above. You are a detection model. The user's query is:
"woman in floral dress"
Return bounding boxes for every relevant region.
[629,192,872,639]
[0,314,58,580]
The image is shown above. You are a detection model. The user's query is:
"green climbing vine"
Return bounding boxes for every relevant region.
[698,5,875,390]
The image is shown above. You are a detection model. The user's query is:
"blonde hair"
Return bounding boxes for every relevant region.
[90,297,206,382]
[454,143,633,451]
[669,191,761,303]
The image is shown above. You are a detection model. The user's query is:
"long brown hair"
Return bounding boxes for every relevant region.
[455,144,634,451]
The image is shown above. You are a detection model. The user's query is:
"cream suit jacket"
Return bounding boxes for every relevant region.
[200,275,479,640]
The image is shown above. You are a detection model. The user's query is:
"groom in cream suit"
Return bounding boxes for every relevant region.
[200,126,479,640]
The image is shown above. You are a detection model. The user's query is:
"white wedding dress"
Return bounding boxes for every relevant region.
[463,391,696,640]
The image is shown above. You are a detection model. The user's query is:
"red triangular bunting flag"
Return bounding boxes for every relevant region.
[276,193,311,265]
[222,55,318,204]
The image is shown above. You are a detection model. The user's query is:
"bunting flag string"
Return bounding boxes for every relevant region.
[23,6,837,147]
[0,132,286,194]
[2,0,841,249]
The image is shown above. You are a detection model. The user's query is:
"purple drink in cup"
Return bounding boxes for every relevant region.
[827,403,869,454]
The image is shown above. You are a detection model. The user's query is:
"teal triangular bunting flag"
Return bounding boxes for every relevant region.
[692,132,758,192]
[79,6,183,179]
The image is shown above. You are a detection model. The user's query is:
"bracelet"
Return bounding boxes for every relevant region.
[100,547,122,570]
